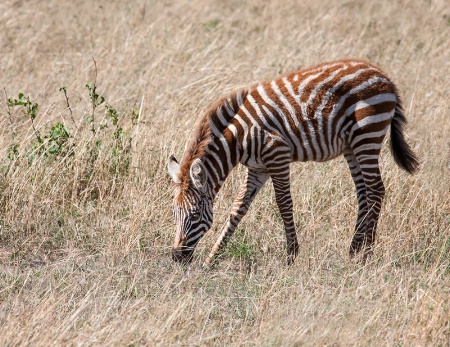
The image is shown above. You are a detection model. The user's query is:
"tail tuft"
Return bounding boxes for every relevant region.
[390,103,419,174]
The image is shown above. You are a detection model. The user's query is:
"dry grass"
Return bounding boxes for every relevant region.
[0,0,449,346]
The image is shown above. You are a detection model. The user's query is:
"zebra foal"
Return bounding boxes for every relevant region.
[167,59,418,265]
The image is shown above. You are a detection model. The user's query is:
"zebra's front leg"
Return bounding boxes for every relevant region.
[203,169,269,267]
[268,165,299,265]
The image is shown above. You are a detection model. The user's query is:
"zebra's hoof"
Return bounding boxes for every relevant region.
[286,255,296,266]
[202,259,213,270]
[349,243,363,258]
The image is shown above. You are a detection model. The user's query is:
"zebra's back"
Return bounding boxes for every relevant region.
[235,59,398,165]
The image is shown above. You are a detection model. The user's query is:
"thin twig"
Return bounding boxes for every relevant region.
[60,86,76,130]
[91,57,98,135]
[3,88,16,143]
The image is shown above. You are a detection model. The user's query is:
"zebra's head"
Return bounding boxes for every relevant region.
[167,155,213,263]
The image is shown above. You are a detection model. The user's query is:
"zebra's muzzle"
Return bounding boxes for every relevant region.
[172,247,194,263]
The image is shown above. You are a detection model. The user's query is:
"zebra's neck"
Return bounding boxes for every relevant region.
[202,136,240,199]
[186,88,248,199]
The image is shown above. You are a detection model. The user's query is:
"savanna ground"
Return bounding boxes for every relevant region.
[0,0,449,346]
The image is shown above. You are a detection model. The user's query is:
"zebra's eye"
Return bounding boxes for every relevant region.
[191,211,200,220]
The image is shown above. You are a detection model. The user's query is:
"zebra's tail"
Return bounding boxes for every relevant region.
[390,100,419,174]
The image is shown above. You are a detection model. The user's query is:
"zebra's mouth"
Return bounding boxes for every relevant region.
[171,247,194,263]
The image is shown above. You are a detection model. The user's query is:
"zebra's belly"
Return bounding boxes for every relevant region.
[238,127,346,169]
[293,133,346,163]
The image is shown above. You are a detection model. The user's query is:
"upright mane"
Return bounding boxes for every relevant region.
[178,88,249,187]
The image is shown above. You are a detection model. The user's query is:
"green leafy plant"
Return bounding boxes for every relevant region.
[8,93,42,145]
[45,122,72,156]
[3,62,137,203]
[7,93,73,164]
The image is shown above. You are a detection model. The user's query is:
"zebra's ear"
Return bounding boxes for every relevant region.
[167,155,181,184]
[190,158,207,192]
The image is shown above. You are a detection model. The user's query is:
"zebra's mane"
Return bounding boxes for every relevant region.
[178,89,248,188]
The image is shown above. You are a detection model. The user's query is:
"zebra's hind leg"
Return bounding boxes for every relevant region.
[350,151,385,259]
[343,148,369,256]
[203,169,269,267]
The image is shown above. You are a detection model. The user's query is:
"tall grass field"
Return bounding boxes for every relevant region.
[0,0,448,345]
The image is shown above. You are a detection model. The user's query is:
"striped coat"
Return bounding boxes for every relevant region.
[168,59,418,265]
